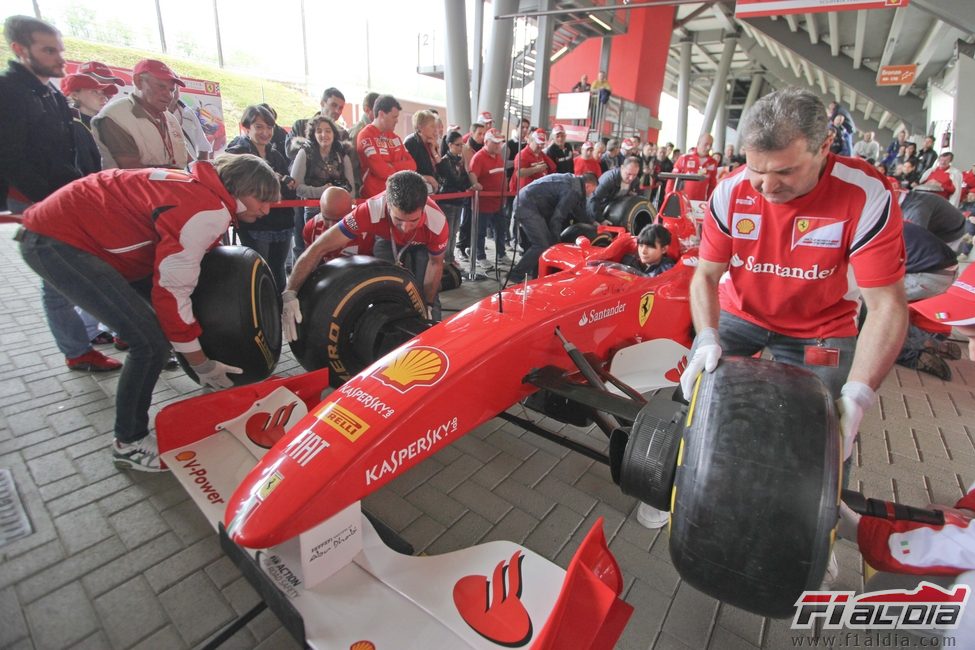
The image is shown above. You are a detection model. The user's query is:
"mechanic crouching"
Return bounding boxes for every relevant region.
[508,172,599,283]
[669,89,908,585]
[18,155,281,472]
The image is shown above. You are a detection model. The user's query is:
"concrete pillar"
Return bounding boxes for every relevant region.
[953,54,975,170]
[714,85,728,152]
[741,73,763,120]
[676,39,692,151]
[479,0,518,126]
[531,0,554,128]
[700,35,736,137]
[471,0,484,125]
[444,0,472,132]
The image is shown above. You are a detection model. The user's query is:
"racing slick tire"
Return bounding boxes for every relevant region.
[605,195,657,235]
[559,223,598,243]
[670,357,840,618]
[289,256,427,385]
[441,262,463,292]
[178,246,281,386]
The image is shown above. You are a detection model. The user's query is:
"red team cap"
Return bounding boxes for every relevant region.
[621,138,635,151]
[60,73,118,96]
[531,129,547,144]
[77,61,123,85]
[552,124,566,135]
[484,128,506,144]
[581,141,594,150]
[133,59,186,87]
[476,111,493,126]
[911,264,975,326]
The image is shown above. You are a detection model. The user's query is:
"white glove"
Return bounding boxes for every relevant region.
[282,290,302,343]
[836,381,877,461]
[680,327,722,400]
[191,359,243,389]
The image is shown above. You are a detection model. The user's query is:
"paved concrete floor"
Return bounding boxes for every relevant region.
[1,222,972,649]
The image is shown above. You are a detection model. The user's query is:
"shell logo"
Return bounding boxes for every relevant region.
[373,346,449,393]
[175,451,196,461]
[349,642,375,650]
[735,218,756,235]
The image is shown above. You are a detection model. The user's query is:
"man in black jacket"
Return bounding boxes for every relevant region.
[509,172,598,283]
[1,15,120,372]
[587,156,641,222]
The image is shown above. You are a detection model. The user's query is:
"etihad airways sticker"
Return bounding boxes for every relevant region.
[792,216,843,250]
[732,213,761,240]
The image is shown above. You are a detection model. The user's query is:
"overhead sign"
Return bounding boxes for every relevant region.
[877,64,917,86]
[735,0,909,18]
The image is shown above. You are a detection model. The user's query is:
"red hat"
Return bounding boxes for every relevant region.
[77,61,123,85]
[132,59,185,87]
[60,74,118,96]
[476,111,493,125]
[484,128,506,144]
[621,138,635,151]
[581,141,594,150]
[552,124,566,135]
[911,265,975,326]
[531,129,547,144]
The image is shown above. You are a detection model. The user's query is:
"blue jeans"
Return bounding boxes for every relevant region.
[476,210,506,261]
[718,311,857,483]
[20,231,171,443]
[292,207,307,259]
[238,229,292,292]
[9,197,92,358]
[372,238,441,321]
[510,200,555,281]
[439,203,463,264]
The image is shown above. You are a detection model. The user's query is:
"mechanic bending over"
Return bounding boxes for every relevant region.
[282,170,448,341]
[671,88,908,532]
[18,155,281,472]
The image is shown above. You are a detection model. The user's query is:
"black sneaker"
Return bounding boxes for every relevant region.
[915,351,952,381]
[457,247,470,261]
[924,338,962,360]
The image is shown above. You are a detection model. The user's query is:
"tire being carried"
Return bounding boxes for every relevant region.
[604,195,657,235]
[178,245,281,386]
[289,256,428,385]
[670,357,840,618]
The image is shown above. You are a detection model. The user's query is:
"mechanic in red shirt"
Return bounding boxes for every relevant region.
[18,155,281,472]
[283,170,448,337]
[683,86,907,447]
[665,133,718,200]
[509,128,556,195]
[667,89,908,545]
[356,94,416,199]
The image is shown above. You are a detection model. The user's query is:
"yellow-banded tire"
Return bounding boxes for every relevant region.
[289,256,426,386]
[670,357,840,618]
[178,246,281,386]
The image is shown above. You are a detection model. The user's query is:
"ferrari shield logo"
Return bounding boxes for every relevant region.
[639,293,654,327]
[797,219,810,233]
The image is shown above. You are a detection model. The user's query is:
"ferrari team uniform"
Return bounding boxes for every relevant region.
[338,192,448,314]
[665,149,718,201]
[469,147,508,261]
[700,153,905,398]
[19,162,240,444]
[356,124,417,199]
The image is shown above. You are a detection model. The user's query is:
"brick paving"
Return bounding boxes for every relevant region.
[1,221,972,648]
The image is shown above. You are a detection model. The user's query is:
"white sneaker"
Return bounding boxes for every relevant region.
[113,433,167,472]
[477,258,495,271]
[820,550,839,589]
[636,503,669,529]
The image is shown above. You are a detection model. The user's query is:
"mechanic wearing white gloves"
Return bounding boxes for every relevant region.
[19,154,279,472]
[642,89,908,530]
[282,170,448,342]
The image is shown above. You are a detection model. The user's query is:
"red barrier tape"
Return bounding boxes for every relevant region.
[271,190,506,209]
